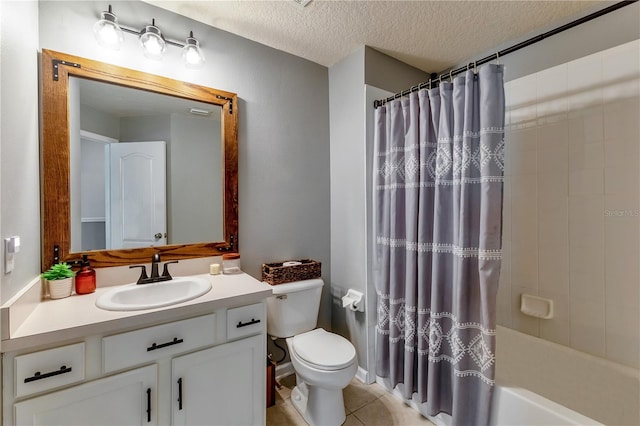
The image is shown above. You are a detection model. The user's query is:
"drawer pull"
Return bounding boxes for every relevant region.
[177,377,183,410]
[146,388,151,422]
[24,365,72,383]
[237,318,261,328]
[147,337,184,352]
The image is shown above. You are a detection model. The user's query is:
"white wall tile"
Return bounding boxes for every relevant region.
[569,142,604,171]
[505,42,639,367]
[602,40,640,103]
[509,128,537,175]
[570,297,606,357]
[568,105,604,146]
[569,169,604,195]
[537,63,568,123]
[569,195,605,301]
[538,171,568,204]
[605,303,639,368]
[603,97,640,142]
[510,74,537,127]
[605,166,639,195]
[568,52,603,112]
[537,122,569,173]
[538,288,570,346]
[604,138,639,170]
[604,202,640,309]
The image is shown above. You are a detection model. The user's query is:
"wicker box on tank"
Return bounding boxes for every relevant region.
[261,259,321,285]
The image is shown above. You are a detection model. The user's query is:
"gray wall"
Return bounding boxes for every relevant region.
[328,47,429,377]
[169,113,222,244]
[0,1,41,303]
[0,0,332,329]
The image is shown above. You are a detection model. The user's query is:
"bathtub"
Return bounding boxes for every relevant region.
[489,385,602,425]
[376,379,602,426]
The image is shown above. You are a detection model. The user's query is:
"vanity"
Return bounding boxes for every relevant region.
[1,271,272,425]
[0,49,271,424]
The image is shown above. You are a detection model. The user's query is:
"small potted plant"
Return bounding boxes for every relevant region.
[42,262,75,299]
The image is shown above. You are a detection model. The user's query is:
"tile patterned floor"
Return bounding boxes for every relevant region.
[267,375,435,426]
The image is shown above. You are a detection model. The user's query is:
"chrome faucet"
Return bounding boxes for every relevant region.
[130,254,179,285]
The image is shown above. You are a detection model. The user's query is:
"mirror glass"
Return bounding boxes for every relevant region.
[41,49,238,270]
[69,77,223,251]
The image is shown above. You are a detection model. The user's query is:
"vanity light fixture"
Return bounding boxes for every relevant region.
[93,5,124,50]
[183,32,206,68]
[139,19,166,60]
[93,5,205,67]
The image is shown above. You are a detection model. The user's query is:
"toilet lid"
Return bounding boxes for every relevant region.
[292,328,356,370]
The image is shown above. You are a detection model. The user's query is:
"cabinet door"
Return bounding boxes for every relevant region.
[14,364,157,426]
[172,334,265,426]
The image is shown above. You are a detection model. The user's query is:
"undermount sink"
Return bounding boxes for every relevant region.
[96,276,212,311]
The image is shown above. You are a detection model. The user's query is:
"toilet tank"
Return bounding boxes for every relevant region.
[266,279,324,338]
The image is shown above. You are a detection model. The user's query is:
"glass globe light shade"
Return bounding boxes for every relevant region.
[139,24,166,60]
[93,9,124,50]
[182,33,205,68]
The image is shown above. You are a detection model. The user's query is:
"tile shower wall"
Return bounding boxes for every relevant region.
[498,40,640,368]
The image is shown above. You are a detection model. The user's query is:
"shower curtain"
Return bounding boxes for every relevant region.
[374,64,505,425]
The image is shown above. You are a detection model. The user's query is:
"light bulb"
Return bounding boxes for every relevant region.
[93,7,124,50]
[182,32,205,68]
[139,22,166,60]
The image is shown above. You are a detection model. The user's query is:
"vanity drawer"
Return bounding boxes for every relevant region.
[102,314,216,373]
[15,343,85,398]
[227,303,265,340]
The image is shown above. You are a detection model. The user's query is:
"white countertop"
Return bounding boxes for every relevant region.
[2,273,273,353]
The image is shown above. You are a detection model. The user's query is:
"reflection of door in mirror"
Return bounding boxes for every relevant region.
[69,76,224,252]
[107,141,167,250]
[78,134,168,251]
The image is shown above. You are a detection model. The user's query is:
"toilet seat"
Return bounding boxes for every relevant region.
[291,328,356,371]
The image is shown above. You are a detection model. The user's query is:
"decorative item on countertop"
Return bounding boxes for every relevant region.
[209,263,221,275]
[222,253,241,274]
[75,255,96,294]
[261,259,321,285]
[42,262,75,299]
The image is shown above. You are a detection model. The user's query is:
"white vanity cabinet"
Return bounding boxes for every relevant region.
[172,334,264,426]
[14,365,158,425]
[3,302,267,426]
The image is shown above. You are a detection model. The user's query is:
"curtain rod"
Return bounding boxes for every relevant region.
[373,0,638,109]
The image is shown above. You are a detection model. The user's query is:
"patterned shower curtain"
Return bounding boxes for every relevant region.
[374,64,505,425]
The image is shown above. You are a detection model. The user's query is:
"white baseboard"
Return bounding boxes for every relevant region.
[355,366,369,383]
[275,361,294,380]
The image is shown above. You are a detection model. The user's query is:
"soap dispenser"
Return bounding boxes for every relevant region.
[75,255,96,294]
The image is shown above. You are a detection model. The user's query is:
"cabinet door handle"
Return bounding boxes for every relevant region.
[177,377,183,410]
[147,337,184,352]
[237,318,261,328]
[146,388,151,422]
[24,365,72,383]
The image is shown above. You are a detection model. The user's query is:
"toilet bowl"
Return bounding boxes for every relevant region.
[265,279,358,426]
[286,328,357,426]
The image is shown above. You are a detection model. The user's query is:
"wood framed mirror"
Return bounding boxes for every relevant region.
[41,50,238,270]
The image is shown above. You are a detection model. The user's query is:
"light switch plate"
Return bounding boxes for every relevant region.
[4,236,20,274]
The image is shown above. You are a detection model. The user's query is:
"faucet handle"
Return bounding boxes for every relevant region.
[129,265,148,284]
[162,260,179,279]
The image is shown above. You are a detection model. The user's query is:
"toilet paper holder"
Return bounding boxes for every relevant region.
[341,289,364,312]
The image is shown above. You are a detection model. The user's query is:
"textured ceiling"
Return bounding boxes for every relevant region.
[145,0,603,73]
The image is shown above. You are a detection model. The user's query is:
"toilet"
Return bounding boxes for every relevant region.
[266,279,357,426]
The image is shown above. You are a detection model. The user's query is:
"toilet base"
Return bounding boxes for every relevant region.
[291,383,347,426]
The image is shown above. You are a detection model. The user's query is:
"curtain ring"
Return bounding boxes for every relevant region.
[474,61,477,73]
[428,79,432,90]
[449,70,453,82]
[438,74,443,85]
[496,51,500,65]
